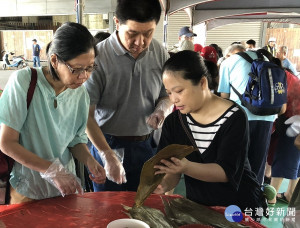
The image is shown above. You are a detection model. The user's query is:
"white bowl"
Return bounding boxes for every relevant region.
[107,218,150,228]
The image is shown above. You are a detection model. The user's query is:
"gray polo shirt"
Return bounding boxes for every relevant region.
[84,31,169,136]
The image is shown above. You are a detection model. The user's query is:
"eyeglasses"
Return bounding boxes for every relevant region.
[57,55,97,76]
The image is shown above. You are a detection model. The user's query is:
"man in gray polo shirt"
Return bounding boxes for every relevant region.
[84,0,170,191]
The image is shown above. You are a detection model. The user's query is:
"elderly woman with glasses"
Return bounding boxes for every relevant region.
[0,22,106,204]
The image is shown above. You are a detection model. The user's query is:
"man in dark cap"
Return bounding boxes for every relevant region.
[179,26,197,38]
[32,39,41,67]
[170,26,197,53]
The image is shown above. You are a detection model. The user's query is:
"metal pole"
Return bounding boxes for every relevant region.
[163,0,170,50]
[163,14,168,50]
[76,0,83,24]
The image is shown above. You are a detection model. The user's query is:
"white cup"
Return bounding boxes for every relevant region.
[107,219,149,228]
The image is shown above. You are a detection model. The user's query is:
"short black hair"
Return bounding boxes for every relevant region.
[204,60,219,91]
[46,22,97,80]
[116,0,161,24]
[163,50,210,86]
[209,43,219,51]
[94,31,111,44]
[246,39,256,46]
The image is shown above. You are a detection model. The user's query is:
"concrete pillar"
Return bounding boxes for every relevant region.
[108,12,115,34]
[260,22,268,48]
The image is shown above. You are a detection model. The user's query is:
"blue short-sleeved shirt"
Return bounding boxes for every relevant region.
[282,58,298,76]
[218,51,276,121]
[84,31,169,136]
[0,67,89,199]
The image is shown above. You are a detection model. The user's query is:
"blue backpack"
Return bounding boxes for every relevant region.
[231,51,287,116]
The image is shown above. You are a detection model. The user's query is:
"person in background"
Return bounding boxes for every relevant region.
[217,44,246,68]
[200,46,218,64]
[204,60,220,96]
[246,39,256,50]
[218,47,280,185]
[224,44,246,58]
[276,45,298,76]
[84,0,170,192]
[267,64,300,205]
[94,31,111,45]
[154,50,266,219]
[263,37,276,57]
[209,43,223,59]
[178,26,197,41]
[258,50,283,185]
[194,43,203,54]
[32,39,41,67]
[178,40,194,52]
[283,131,300,228]
[0,22,106,204]
[169,26,197,54]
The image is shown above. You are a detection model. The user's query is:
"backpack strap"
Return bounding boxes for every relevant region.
[27,68,37,109]
[230,84,244,100]
[236,52,253,64]
[230,52,254,97]
[255,51,265,61]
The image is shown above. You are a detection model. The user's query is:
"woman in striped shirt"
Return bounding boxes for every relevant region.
[154,50,266,218]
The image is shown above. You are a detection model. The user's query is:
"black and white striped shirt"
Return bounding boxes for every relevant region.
[187,106,239,154]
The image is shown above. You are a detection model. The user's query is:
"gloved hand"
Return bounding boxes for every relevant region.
[99,149,127,185]
[146,99,172,130]
[285,115,300,137]
[86,157,106,184]
[284,115,300,137]
[40,158,83,197]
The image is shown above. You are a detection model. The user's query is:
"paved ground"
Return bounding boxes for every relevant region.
[0,61,47,89]
[0,67,13,89]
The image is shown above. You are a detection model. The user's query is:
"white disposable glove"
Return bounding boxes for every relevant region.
[40,158,83,197]
[285,115,300,137]
[146,99,172,130]
[99,149,127,185]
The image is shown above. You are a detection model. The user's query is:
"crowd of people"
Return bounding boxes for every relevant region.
[0,0,299,225]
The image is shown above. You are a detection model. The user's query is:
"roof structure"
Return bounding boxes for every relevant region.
[160,0,300,29]
[0,0,117,17]
[1,0,300,31]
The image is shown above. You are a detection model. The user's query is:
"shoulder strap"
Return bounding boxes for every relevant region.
[27,68,37,109]
[236,52,253,64]
[178,112,198,149]
[230,83,244,99]
[256,51,265,61]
